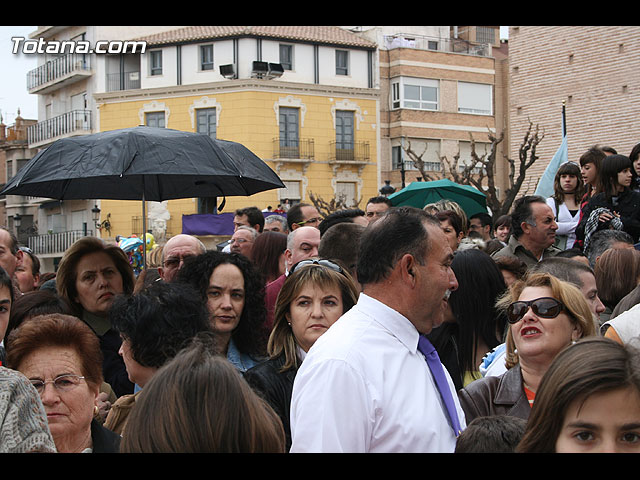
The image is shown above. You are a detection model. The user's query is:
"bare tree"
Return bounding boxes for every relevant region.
[308,191,363,218]
[402,119,545,217]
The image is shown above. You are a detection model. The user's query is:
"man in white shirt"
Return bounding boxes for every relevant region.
[290,207,466,453]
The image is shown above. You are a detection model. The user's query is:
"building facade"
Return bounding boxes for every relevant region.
[93,26,380,241]
[508,26,640,193]
[349,26,507,200]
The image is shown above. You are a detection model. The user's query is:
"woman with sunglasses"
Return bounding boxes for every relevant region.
[5,313,122,453]
[244,259,359,451]
[458,272,596,423]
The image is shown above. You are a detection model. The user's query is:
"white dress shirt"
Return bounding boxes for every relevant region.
[289,292,466,453]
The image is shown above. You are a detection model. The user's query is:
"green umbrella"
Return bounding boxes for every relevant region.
[388,179,488,218]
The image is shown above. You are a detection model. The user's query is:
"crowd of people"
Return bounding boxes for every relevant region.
[2,143,640,454]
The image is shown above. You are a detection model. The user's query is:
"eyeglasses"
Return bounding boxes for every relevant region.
[30,374,86,395]
[294,217,320,227]
[291,259,343,275]
[163,254,195,269]
[230,237,252,244]
[506,297,565,324]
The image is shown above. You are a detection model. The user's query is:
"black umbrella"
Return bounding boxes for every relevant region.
[0,126,285,267]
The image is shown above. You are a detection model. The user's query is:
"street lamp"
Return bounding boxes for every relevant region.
[91,205,101,228]
[13,213,22,231]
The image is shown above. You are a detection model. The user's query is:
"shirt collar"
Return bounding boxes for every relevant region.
[356,292,421,355]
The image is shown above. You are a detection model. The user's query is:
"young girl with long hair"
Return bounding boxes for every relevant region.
[546,161,584,249]
[576,154,640,246]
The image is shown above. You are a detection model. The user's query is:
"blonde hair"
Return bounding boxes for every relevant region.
[424,199,468,235]
[497,272,596,369]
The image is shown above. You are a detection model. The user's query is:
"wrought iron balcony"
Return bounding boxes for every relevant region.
[28,110,92,147]
[106,71,141,92]
[272,138,315,160]
[329,141,370,163]
[28,230,94,256]
[27,53,92,94]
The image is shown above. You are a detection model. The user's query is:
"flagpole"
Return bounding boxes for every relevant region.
[562,100,566,137]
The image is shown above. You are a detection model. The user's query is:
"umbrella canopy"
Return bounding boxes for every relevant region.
[388,179,487,218]
[0,126,284,201]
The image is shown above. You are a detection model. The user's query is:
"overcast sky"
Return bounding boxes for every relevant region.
[0,25,510,125]
[0,26,38,124]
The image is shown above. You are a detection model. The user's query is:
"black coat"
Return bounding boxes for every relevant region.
[243,354,297,451]
[91,419,121,453]
[575,189,640,244]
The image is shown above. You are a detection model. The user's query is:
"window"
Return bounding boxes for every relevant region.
[476,26,495,45]
[335,110,354,160]
[279,44,293,70]
[336,181,356,207]
[392,140,441,171]
[279,107,299,157]
[197,108,216,139]
[391,78,439,111]
[280,180,301,201]
[335,50,349,75]
[200,45,213,71]
[145,112,165,128]
[150,50,162,76]
[457,82,492,115]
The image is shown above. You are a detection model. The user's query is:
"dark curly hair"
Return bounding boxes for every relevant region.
[176,251,268,358]
[109,281,214,369]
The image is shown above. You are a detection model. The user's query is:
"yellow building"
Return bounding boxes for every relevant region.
[93,26,380,241]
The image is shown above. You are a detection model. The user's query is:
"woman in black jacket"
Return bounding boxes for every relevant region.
[244,259,358,451]
[575,154,640,247]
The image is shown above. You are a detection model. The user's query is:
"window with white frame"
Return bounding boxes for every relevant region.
[392,139,441,171]
[457,82,493,115]
[391,77,439,111]
[336,181,357,207]
[200,44,213,71]
[145,111,165,128]
[458,141,489,173]
[149,50,162,76]
[280,180,301,201]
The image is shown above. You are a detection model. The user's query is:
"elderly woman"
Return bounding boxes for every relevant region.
[120,334,285,453]
[244,259,359,450]
[458,272,596,423]
[517,337,640,453]
[177,250,268,372]
[5,313,121,453]
[104,281,213,435]
[56,237,135,397]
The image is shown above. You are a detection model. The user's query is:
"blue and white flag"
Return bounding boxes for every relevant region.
[534,120,568,199]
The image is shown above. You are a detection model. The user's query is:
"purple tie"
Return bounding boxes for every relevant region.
[417,335,462,437]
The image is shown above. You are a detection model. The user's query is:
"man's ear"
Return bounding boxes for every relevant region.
[15,249,24,268]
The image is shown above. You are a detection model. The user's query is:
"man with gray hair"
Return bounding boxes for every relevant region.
[492,195,561,267]
[583,229,634,269]
[263,214,288,234]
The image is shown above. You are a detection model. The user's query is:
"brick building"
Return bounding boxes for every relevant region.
[508,26,640,193]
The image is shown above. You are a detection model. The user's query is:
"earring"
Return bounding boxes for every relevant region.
[93,405,99,416]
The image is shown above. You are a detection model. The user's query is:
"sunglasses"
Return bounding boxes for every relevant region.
[291,259,343,275]
[506,297,565,324]
[294,217,320,227]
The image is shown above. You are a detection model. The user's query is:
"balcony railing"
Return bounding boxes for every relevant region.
[28,110,92,146]
[329,141,370,163]
[272,138,315,159]
[27,53,91,92]
[106,71,141,92]
[383,34,491,57]
[28,230,93,256]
